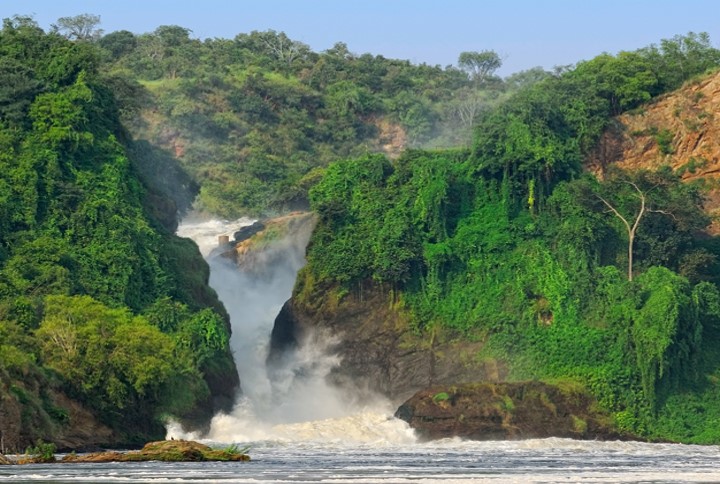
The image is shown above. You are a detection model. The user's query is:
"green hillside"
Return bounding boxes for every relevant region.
[299,33,720,443]
[3,10,720,447]
[0,17,237,449]
[99,25,534,216]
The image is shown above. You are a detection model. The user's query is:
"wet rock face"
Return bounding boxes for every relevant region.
[233,221,265,243]
[268,282,498,403]
[220,212,316,284]
[395,381,628,441]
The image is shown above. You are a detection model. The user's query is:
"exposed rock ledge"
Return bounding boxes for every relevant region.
[5,440,249,465]
[395,381,632,441]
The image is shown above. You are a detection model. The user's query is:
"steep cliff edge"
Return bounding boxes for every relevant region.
[269,278,500,403]
[588,70,720,229]
[266,70,720,443]
[395,382,627,441]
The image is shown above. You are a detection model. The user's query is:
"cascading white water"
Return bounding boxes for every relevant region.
[173,215,412,444]
[5,215,720,482]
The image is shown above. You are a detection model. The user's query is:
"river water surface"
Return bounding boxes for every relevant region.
[3,437,720,483]
[4,217,718,483]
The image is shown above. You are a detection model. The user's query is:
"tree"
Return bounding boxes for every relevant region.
[53,14,103,41]
[154,25,195,79]
[572,51,658,115]
[154,25,192,46]
[235,30,311,72]
[452,87,496,135]
[458,50,502,84]
[596,170,709,281]
[655,32,720,90]
[98,30,137,59]
[504,67,552,90]
[597,180,648,281]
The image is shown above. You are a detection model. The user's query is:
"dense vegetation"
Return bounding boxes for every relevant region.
[94,23,543,216]
[4,11,720,447]
[302,33,720,443]
[0,17,237,447]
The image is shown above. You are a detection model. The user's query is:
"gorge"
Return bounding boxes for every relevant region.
[3,18,720,479]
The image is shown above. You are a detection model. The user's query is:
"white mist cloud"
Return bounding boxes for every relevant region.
[172,215,412,444]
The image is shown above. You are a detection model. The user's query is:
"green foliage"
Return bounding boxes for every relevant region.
[97,22,720,217]
[175,309,230,366]
[655,128,675,154]
[35,295,206,424]
[631,268,700,407]
[0,22,236,445]
[458,50,502,84]
[24,440,56,463]
[302,33,720,443]
[101,26,506,215]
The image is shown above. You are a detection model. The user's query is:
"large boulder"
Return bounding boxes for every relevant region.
[395,381,629,441]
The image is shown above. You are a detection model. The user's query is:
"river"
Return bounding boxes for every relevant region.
[3,438,720,482]
[2,217,718,483]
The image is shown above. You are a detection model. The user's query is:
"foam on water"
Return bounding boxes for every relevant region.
[173,216,408,446]
[176,215,255,256]
[168,407,416,445]
[5,437,720,482]
[140,215,720,484]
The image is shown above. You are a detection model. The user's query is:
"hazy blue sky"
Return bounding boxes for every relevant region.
[3,0,719,75]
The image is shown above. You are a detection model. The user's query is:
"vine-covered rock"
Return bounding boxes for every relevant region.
[395,381,631,441]
[61,440,250,463]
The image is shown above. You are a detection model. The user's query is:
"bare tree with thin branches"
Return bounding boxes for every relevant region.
[598,181,677,281]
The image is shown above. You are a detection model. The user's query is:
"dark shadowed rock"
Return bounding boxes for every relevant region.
[268,281,499,403]
[233,221,265,243]
[395,381,631,441]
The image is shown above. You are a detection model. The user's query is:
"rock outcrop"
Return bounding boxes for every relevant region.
[10,440,249,465]
[0,385,118,454]
[587,70,720,231]
[223,212,316,278]
[47,391,116,451]
[269,281,501,403]
[61,440,249,463]
[395,381,627,441]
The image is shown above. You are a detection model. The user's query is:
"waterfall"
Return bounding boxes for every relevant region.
[172,214,413,444]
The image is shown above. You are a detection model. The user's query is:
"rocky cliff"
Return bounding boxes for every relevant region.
[224,212,317,277]
[265,72,720,441]
[395,382,627,441]
[269,280,501,403]
[588,70,720,230]
[0,385,117,453]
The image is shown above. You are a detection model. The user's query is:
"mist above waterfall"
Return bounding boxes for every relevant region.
[173,214,408,444]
